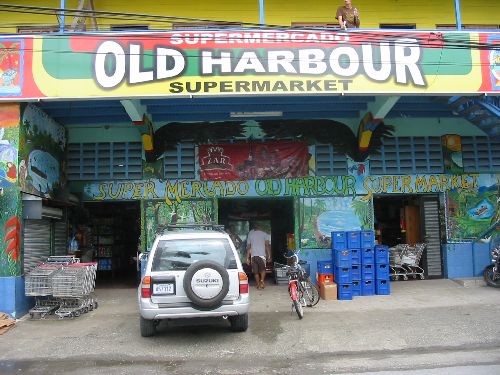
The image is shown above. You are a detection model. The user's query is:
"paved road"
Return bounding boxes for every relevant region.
[1,279,500,374]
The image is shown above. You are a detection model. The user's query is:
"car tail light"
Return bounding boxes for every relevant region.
[239,272,249,294]
[141,276,152,298]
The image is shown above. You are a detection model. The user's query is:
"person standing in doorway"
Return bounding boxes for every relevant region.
[246,222,271,290]
[336,0,360,30]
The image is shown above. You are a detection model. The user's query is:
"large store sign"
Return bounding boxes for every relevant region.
[82,173,488,205]
[0,30,498,99]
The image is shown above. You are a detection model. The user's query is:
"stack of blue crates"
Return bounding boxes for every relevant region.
[331,231,352,300]
[375,244,391,295]
[359,230,375,296]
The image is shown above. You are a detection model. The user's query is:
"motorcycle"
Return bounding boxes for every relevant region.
[483,245,500,288]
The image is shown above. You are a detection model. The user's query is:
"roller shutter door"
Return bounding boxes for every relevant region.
[421,197,443,277]
[23,219,51,273]
[53,221,67,256]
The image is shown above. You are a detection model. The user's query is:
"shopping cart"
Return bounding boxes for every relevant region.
[52,262,98,319]
[389,243,426,280]
[401,243,426,280]
[25,263,63,319]
[389,245,408,281]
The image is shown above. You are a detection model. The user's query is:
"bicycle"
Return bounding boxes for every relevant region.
[278,250,320,319]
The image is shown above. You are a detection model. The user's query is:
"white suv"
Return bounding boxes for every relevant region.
[138,224,250,336]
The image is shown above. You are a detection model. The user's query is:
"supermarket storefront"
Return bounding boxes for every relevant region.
[0,29,499,316]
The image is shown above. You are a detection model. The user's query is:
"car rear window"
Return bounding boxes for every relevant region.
[151,238,237,271]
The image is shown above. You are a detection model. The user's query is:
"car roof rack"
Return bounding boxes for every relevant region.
[156,223,226,234]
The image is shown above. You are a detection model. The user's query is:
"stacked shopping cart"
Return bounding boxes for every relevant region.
[389,243,426,280]
[25,257,98,319]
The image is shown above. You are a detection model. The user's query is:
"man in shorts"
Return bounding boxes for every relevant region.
[246,222,271,289]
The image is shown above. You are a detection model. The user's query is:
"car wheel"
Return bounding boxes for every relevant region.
[140,316,156,337]
[229,313,248,332]
[183,260,230,308]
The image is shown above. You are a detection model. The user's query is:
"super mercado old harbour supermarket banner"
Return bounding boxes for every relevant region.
[0,30,499,98]
[82,173,494,205]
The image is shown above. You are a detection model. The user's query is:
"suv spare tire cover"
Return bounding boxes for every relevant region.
[183,260,230,308]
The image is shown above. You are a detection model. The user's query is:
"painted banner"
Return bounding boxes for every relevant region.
[199,141,309,180]
[0,30,499,99]
[81,173,497,205]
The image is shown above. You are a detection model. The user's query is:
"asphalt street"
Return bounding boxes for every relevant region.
[1,279,500,374]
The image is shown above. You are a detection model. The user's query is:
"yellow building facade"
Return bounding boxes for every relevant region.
[0,0,498,33]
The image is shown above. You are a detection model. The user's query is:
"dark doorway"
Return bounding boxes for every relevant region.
[83,201,140,287]
[373,194,443,278]
[218,198,294,270]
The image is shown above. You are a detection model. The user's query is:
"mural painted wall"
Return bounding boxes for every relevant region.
[299,197,373,249]
[19,104,67,199]
[0,39,23,96]
[446,174,499,241]
[143,200,214,252]
[0,103,21,277]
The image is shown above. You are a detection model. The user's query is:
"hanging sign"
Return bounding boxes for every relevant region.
[0,30,499,99]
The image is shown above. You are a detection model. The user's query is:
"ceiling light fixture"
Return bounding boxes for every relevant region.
[229,111,283,118]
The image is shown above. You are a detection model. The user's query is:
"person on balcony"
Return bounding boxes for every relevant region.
[336,0,360,29]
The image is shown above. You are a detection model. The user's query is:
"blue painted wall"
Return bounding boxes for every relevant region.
[443,242,492,278]
[0,276,33,318]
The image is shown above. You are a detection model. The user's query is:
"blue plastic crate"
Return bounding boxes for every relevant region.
[317,260,333,274]
[350,248,360,264]
[351,264,361,280]
[375,263,390,280]
[376,279,391,295]
[346,231,361,249]
[333,249,352,268]
[375,245,390,265]
[361,279,375,296]
[361,247,375,265]
[351,280,361,297]
[361,264,374,280]
[338,283,353,300]
[331,231,347,250]
[334,266,352,284]
[361,230,375,248]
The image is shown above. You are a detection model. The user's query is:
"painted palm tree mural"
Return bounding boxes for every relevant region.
[143,200,213,251]
[299,197,373,249]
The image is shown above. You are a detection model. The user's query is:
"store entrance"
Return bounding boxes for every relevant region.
[218,198,294,276]
[373,194,443,278]
[84,201,140,287]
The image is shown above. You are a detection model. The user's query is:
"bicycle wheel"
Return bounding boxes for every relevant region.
[302,279,320,307]
[293,299,304,319]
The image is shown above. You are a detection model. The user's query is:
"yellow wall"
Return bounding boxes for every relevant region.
[0,0,498,33]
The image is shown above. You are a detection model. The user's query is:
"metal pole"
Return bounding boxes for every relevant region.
[454,0,462,30]
[259,0,265,26]
[60,0,65,32]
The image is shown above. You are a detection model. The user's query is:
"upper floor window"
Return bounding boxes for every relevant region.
[436,24,499,29]
[110,24,149,31]
[379,23,416,29]
[172,22,241,30]
[17,25,59,34]
[290,22,338,29]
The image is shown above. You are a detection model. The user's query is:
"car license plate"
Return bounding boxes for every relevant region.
[153,283,174,295]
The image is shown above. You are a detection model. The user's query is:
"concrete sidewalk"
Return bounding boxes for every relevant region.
[1,279,500,374]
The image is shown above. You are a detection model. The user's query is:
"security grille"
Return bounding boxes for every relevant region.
[163,143,196,179]
[370,137,443,174]
[462,136,500,173]
[315,144,347,175]
[23,219,52,274]
[67,142,142,180]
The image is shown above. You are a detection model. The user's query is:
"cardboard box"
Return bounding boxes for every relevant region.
[320,281,337,300]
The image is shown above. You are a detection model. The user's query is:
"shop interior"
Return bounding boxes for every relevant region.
[218,198,294,278]
[71,201,140,286]
[373,195,423,247]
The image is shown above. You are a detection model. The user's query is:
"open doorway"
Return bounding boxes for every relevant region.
[373,194,443,278]
[218,198,294,278]
[83,201,140,287]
